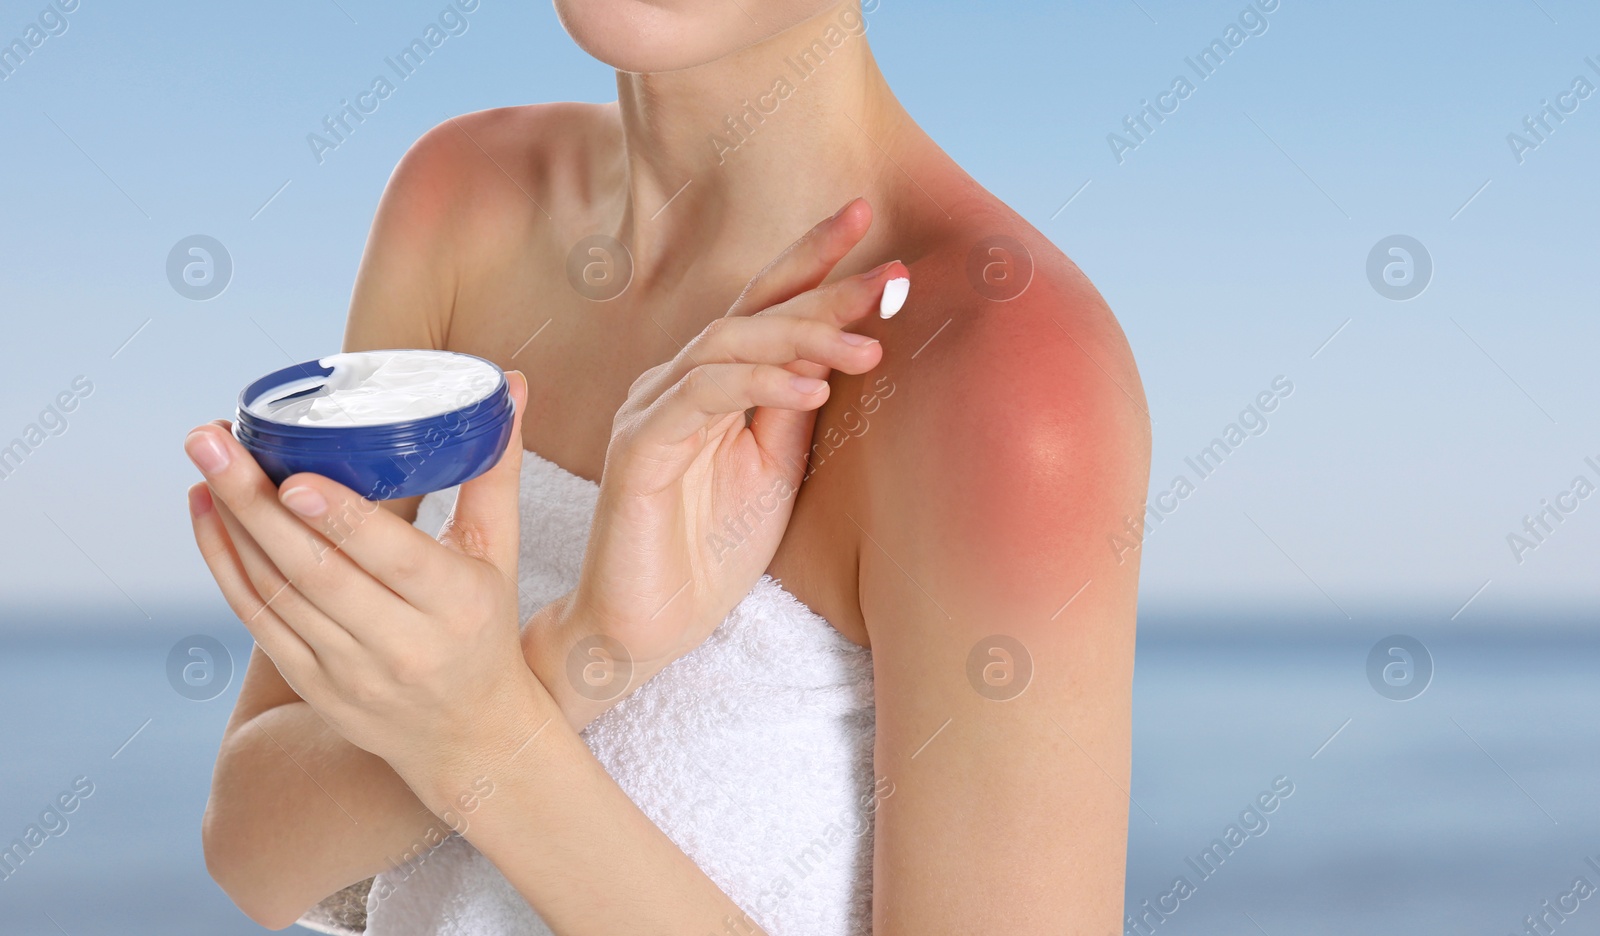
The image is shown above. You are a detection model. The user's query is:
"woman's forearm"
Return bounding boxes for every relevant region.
[402,668,764,936]
[204,698,442,928]
[206,603,636,928]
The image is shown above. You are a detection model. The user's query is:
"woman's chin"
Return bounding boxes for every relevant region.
[575,39,735,76]
[554,0,835,74]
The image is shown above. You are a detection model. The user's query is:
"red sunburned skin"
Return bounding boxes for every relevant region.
[843,245,1152,637]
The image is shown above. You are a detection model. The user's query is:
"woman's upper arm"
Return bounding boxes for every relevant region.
[859,284,1151,933]
[343,119,470,357]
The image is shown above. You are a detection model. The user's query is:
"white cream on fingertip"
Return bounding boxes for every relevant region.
[879,277,910,319]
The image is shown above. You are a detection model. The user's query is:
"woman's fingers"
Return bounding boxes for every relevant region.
[210,496,365,658]
[726,196,871,319]
[727,202,896,467]
[627,263,899,412]
[183,424,424,635]
[273,472,463,615]
[686,315,883,374]
[633,363,834,449]
[188,482,317,674]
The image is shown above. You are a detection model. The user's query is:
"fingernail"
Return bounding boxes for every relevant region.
[865,259,900,282]
[791,375,829,394]
[839,332,878,346]
[827,197,858,222]
[188,484,213,517]
[880,276,911,319]
[281,486,328,518]
[184,430,230,474]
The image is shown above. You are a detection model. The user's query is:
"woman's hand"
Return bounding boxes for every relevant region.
[532,198,904,718]
[185,375,544,780]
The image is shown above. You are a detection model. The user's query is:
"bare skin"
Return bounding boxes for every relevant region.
[200,2,1151,932]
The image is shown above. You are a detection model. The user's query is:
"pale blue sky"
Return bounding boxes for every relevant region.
[1,0,1596,627]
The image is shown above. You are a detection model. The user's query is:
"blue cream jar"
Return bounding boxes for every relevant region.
[234,350,513,500]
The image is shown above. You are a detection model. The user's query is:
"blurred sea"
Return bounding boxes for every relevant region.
[0,605,1593,936]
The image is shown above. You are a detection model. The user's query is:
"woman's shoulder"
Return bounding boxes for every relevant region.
[847,197,1152,603]
[379,102,622,242]
[882,201,1151,488]
[841,194,1149,657]
[344,102,620,356]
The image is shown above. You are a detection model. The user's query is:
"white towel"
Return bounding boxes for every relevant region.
[361,452,876,936]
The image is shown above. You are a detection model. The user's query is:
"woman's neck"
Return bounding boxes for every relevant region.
[610,4,914,285]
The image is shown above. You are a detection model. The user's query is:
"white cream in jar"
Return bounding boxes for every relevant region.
[246,350,502,427]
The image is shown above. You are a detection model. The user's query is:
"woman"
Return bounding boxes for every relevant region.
[190,1,1151,933]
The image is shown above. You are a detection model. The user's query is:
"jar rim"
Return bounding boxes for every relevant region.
[235,350,508,436]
